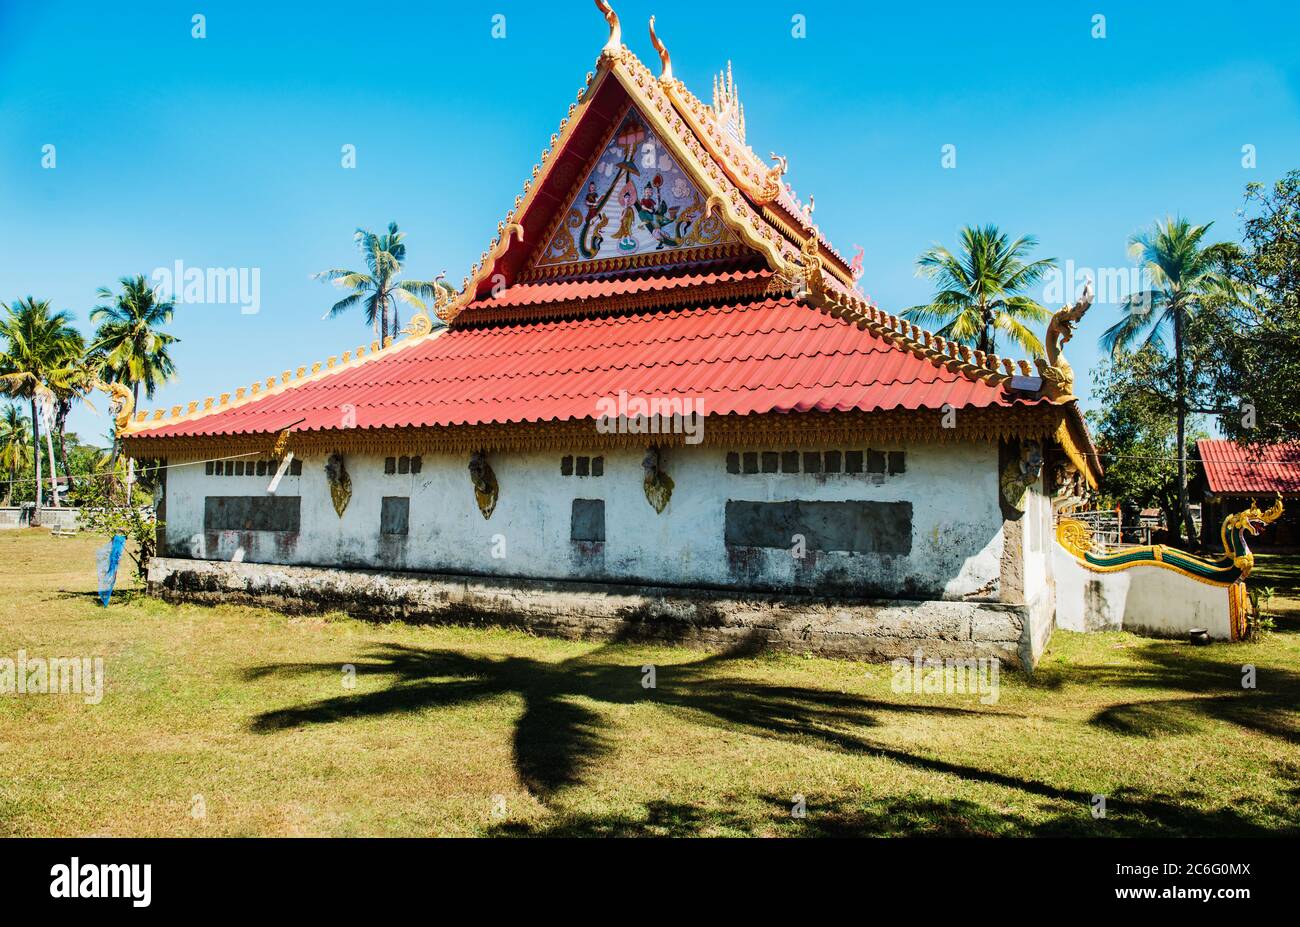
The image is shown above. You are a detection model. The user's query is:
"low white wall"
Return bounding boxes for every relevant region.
[0,507,81,529]
[161,442,1008,600]
[1053,543,1234,639]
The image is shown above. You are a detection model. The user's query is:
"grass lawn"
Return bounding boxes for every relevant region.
[2,528,1297,837]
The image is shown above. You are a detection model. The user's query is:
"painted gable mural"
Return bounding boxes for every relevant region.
[534,107,734,273]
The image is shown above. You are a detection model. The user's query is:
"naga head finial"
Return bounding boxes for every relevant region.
[756,153,787,203]
[648,16,672,82]
[595,0,621,55]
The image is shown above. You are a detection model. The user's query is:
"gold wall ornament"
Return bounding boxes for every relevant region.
[648,15,672,82]
[1000,440,1044,512]
[1039,277,1094,400]
[1051,461,1087,514]
[272,427,292,460]
[325,452,352,518]
[642,446,674,513]
[468,450,499,520]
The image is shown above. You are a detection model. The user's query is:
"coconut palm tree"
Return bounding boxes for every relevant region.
[0,402,32,505]
[88,275,179,410]
[1101,216,1239,543]
[0,298,84,523]
[50,349,104,496]
[315,223,441,343]
[903,224,1057,357]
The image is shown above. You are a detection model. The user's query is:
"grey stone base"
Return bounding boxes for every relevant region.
[146,558,1042,668]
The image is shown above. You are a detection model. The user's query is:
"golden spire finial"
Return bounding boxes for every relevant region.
[595,0,621,54]
[711,60,745,143]
[648,16,672,82]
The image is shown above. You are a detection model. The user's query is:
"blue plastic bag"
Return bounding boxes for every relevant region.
[96,534,127,607]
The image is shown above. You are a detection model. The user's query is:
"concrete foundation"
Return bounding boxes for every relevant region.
[147,556,1044,668]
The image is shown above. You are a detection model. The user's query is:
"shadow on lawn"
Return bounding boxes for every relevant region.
[243,636,990,799]
[1068,643,1300,746]
[242,636,1300,835]
[489,789,1297,838]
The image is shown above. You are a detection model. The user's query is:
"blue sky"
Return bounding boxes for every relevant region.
[2,0,1297,443]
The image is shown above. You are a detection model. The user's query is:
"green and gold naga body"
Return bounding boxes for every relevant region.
[1056,497,1284,585]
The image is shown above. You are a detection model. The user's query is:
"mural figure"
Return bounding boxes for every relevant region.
[537,109,731,270]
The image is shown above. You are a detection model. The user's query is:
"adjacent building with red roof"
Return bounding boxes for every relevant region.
[121,5,1101,667]
[1196,439,1300,549]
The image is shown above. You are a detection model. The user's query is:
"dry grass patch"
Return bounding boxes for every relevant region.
[1,529,1298,836]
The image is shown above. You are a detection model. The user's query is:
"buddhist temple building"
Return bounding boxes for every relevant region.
[119,4,1102,668]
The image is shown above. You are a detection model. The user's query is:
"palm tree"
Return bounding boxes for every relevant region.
[0,403,32,506]
[903,224,1057,357]
[0,298,84,523]
[1101,216,1238,543]
[315,223,440,343]
[50,349,104,496]
[88,275,179,410]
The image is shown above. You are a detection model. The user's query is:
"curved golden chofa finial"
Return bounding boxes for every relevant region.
[92,379,135,435]
[648,15,672,82]
[595,0,620,54]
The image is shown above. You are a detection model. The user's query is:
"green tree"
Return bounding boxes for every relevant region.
[49,349,104,496]
[74,475,160,581]
[88,275,178,410]
[1100,217,1238,542]
[1088,349,1208,546]
[314,222,440,343]
[0,297,84,523]
[0,402,32,505]
[1196,172,1300,445]
[903,224,1056,357]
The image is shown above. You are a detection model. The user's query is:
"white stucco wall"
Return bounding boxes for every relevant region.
[160,441,1008,600]
[1018,473,1056,663]
[1053,544,1234,639]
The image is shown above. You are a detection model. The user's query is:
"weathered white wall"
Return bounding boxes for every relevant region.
[1053,544,1234,639]
[1020,475,1056,664]
[162,441,1009,600]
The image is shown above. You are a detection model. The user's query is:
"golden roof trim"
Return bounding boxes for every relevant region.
[123,405,1080,459]
[124,329,444,437]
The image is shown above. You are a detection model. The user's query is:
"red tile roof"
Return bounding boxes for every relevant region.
[1198,439,1300,495]
[129,298,1040,440]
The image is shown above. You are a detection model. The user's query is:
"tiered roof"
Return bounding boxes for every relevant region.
[120,2,1100,486]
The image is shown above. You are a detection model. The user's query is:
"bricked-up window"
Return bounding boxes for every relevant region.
[571,499,605,542]
[380,496,410,536]
[561,455,603,477]
[727,449,906,477]
[725,500,913,554]
[204,496,301,532]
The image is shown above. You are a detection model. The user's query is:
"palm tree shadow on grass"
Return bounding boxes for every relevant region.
[242,638,992,801]
[241,638,1300,834]
[1065,643,1300,746]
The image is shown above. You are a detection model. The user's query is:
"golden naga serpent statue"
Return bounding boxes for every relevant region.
[1057,496,1284,585]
